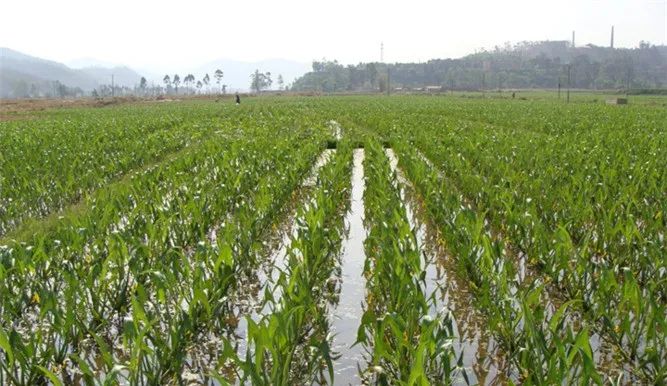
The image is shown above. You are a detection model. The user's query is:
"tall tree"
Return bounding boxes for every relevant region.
[250,69,273,93]
[173,74,181,94]
[203,73,210,94]
[139,77,147,94]
[163,75,171,94]
[214,69,224,93]
[277,74,284,90]
[196,80,203,94]
[250,70,261,93]
[184,74,195,93]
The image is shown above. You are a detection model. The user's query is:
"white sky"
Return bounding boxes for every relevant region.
[1,0,665,69]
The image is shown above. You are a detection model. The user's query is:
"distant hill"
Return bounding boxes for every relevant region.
[0,48,310,97]
[78,66,143,89]
[0,48,143,98]
[292,41,667,92]
[67,57,121,69]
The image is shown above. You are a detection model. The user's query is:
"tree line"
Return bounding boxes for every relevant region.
[292,41,667,92]
[117,69,286,97]
[5,68,289,99]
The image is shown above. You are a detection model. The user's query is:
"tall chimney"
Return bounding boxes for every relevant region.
[611,26,615,49]
[572,31,576,47]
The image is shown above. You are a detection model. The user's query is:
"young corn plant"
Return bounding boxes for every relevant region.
[357,140,461,385]
[393,141,604,385]
[236,142,353,384]
[0,117,326,384]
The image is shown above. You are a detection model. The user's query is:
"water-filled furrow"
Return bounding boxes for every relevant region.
[224,149,338,360]
[330,149,367,385]
[385,149,508,385]
[413,147,633,383]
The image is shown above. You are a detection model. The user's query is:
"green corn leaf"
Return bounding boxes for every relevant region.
[36,365,63,386]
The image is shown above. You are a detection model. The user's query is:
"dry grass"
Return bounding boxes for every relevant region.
[0,97,142,121]
[0,94,241,120]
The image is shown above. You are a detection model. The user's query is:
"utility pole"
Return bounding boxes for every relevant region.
[566,64,571,103]
[558,79,561,99]
[111,74,115,98]
[610,26,615,49]
[385,42,389,94]
[572,31,575,47]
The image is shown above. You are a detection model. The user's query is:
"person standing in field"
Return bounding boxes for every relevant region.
[235,93,241,105]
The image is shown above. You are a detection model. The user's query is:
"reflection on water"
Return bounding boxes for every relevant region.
[409,149,634,384]
[386,148,509,385]
[330,149,367,386]
[225,164,327,361]
[304,149,336,187]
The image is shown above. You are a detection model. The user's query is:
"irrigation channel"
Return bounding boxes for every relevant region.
[413,148,633,383]
[43,118,629,384]
[6,136,629,385]
[208,123,348,384]
[224,148,339,359]
[330,149,367,385]
[384,149,508,385]
[218,144,515,384]
[328,147,512,384]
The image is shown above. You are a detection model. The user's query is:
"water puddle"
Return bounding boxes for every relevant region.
[330,149,367,386]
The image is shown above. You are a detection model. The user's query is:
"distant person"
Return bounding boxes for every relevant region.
[512,92,516,99]
[235,93,241,105]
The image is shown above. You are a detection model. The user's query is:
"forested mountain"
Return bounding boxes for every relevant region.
[292,41,667,92]
[3,41,665,98]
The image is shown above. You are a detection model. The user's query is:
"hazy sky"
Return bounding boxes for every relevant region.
[2,0,665,70]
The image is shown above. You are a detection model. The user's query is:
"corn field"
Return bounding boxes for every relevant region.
[0,96,665,385]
